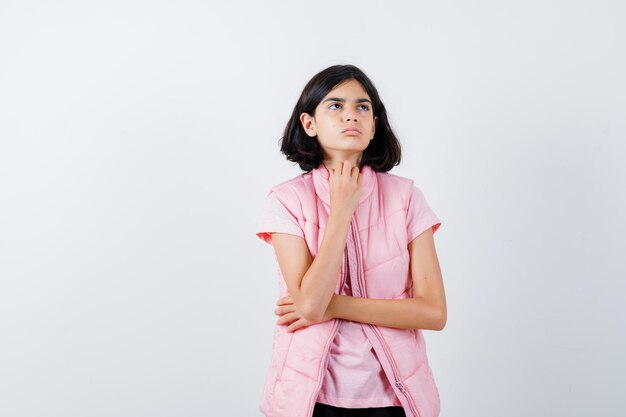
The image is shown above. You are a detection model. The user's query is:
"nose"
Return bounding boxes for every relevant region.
[345,112,358,122]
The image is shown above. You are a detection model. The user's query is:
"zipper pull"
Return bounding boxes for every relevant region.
[395,381,406,393]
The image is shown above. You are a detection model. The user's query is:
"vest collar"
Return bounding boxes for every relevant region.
[311,162,376,207]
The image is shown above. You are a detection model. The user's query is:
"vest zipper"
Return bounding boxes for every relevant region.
[349,216,422,417]
[305,249,348,417]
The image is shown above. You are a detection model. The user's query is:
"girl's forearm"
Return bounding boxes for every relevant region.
[327,294,446,331]
[297,212,352,322]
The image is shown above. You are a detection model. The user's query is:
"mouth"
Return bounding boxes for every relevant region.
[342,128,361,135]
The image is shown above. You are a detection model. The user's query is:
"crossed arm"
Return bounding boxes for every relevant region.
[270,226,446,333]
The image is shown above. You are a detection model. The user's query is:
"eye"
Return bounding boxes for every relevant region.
[329,103,341,110]
[359,105,369,111]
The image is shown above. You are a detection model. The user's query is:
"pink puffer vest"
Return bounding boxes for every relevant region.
[256,163,441,417]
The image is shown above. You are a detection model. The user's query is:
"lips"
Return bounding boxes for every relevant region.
[342,128,361,134]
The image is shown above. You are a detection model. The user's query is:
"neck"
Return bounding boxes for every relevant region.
[311,161,376,206]
[322,154,363,172]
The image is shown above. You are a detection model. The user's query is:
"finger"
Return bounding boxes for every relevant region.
[287,318,310,333]
[276,296,294,305]
[276,297,287,306]
[341,160,349,175]
[274,305,296,316]
[277,312,300,325]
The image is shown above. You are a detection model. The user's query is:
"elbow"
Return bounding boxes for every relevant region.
[299,300,325,324]
[295,287,334,324]
[435,309,447,331]
[414,297,446,331]
[422,300,446,331]
[290,290,321,323]
[303,311,324,324]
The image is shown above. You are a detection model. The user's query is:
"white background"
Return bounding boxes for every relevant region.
[1,1,625,416]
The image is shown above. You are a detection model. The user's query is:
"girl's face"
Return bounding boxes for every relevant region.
[300,79,378,165]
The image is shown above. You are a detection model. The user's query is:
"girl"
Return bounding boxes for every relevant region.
[255,64,445,417]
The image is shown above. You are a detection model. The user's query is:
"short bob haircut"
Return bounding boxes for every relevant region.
[280,64,402,173]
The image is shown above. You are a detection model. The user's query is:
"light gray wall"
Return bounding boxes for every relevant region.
[1,1,624,416]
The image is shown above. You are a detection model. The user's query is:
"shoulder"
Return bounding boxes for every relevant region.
[263,171,313,210]
[377,170,415,187]
[376,170,416,204]
[267,172,309,195]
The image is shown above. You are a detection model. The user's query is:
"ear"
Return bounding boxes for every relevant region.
[372,116,378,138]
[300,112,317,137]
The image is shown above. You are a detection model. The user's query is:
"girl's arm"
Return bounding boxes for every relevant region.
[276,227,446,331]
[270,161,362,326]
[270,209,352,323]
[331,226,446,330]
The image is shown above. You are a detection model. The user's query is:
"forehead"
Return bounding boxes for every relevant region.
[324,79,369,99]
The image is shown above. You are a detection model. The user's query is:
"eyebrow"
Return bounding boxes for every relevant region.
[322,97,372,104]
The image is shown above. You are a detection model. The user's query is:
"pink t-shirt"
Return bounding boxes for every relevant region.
[316,259,402,408]
[256,185,441,408]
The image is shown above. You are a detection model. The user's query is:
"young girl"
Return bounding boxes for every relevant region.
[255,64,445,417]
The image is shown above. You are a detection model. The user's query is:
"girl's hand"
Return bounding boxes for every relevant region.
[329,160,362,219]
[274,296,333,332]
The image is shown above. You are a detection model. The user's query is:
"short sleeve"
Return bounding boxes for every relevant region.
[255,191,305,246]
[406,185,442,245]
